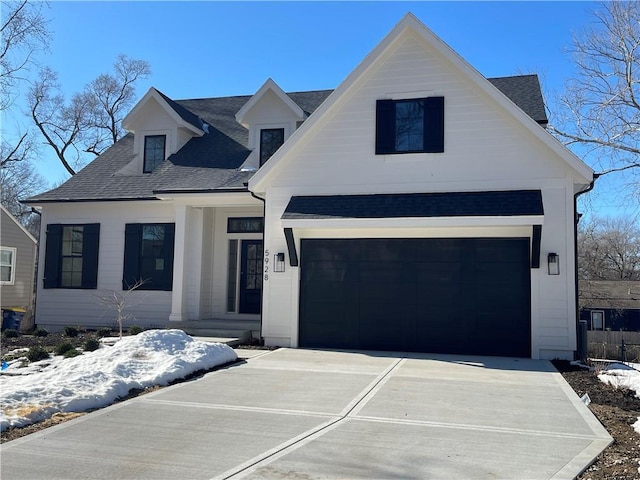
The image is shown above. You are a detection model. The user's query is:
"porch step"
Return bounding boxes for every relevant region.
[169,319,260,345]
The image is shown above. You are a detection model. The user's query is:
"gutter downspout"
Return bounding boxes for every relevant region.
[248,186,266,345]
[573,173,600,360]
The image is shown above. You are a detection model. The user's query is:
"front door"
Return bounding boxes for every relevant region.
[239,240,263,314]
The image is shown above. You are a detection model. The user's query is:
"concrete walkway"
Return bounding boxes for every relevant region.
[1,348,611,479]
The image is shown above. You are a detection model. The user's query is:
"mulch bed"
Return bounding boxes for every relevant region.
[2,336,640,478]
[553,360,640,479]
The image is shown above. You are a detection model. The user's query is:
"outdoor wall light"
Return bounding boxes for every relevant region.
[274,252,285,272]
[548,252,560,275]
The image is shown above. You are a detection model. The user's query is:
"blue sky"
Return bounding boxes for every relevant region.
[7,1,637,218]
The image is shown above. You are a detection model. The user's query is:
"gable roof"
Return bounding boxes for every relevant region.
[23,15,558,205]
[249,13,591,193]
[24,90,332,203]
[0,205,37,244]
[122,87,205,135]
[235,78,306,127]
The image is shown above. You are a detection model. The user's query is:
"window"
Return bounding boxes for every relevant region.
[123,223,175,291]
[43,224,100,289]
[591,310,605,331]
[260,128,284,166]
[227,217,264,233]
[227,240,238,312]
[375,97,444,154]
[143,135,166,173]
[0,247,16,285]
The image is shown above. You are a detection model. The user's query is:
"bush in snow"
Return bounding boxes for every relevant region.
[55,342,75,356]
[2,329,18,338]
[128,325,143,335]
[63,326,79,337]
[83,339,100,352]
[26,346,49,362]
[34,328,48,337]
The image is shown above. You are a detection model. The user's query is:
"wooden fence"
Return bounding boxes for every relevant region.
[587,330,640,361]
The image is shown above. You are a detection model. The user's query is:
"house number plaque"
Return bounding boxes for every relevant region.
[264,249,269,281]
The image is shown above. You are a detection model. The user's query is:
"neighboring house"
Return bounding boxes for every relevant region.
[24,14,593,359]
[0,205,37,330]
[580,280,640,331]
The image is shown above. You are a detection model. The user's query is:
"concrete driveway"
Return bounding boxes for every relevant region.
[1,348,611,479]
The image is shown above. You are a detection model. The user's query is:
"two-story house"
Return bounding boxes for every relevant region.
[24,14,593,359]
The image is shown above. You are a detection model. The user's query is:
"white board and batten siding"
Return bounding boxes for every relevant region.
[258,31,585,359]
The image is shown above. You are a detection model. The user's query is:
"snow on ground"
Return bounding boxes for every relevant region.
[0,329,237,432]
[597,362,640,435]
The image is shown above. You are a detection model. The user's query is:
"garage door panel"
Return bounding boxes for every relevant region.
[299,238,531,357]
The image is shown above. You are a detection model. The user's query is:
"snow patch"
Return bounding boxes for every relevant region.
[0,330,237,431]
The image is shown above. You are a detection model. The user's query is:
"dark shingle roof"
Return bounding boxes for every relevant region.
[24,74,547,204]
[579,280,640,310]
[282,190,544,220]
[488,75,548,125]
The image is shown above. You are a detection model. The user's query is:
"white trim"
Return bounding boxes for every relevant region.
[591,310,605,331]
[0,246,17,285]
[235,78,306,127]
[282,215,544,230]
[0,205,37,244]
[249,13,593,193]
[123,88,204,136]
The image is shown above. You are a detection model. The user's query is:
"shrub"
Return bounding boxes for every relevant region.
[96,327,112,338]
[83,338,100,352]
[34,328,49,337]
[128,325,143,335]
[63,326,79,337]
[63,348,82,358]
[2,329,19,338]
[55,342,75,356]
[26,346,49,362]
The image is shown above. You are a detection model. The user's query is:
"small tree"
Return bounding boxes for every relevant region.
[96,279,147,338]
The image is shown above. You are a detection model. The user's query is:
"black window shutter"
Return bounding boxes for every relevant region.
[123,223,142,290]
[161,223,175,291]
[43,224,62,289]
[375,99,395,154]
[424,96,444,153]
[81,223,100,289]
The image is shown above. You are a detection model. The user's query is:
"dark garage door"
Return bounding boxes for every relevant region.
[299,238,531,357]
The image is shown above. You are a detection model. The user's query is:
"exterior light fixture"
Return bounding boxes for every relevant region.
[274,252,285,272]
[548,253,559,275]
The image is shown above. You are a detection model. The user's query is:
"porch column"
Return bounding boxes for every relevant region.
[169,205,188,322]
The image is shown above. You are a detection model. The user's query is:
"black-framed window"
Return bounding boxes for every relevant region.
[123,223,175,291]
[144,135,166,173]
[260,128,284,166]
[375,97,444,154]
[43,224,100,289]
[227,217,264,233]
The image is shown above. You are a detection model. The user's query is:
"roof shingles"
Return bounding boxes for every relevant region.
[24,76,545,203]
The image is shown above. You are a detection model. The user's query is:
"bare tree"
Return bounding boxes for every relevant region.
[96,279,147,338]
[30,55,151,176]
[550,1,640,192]
[0,132,44,236]
[1,0,50,110]
[578,215,640,280]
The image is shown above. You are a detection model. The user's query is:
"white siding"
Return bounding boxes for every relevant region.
[35,202,175,330]
[259,33,582,360]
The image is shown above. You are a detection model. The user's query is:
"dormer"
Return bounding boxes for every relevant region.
[236,79,307,170]
[120,88,205,174]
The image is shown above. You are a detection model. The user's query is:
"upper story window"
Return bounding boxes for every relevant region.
[375,97,444,155]
[144,135,166,173]
[43,224,100,289]
[0,247,16,285]
[260,128,284,166]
